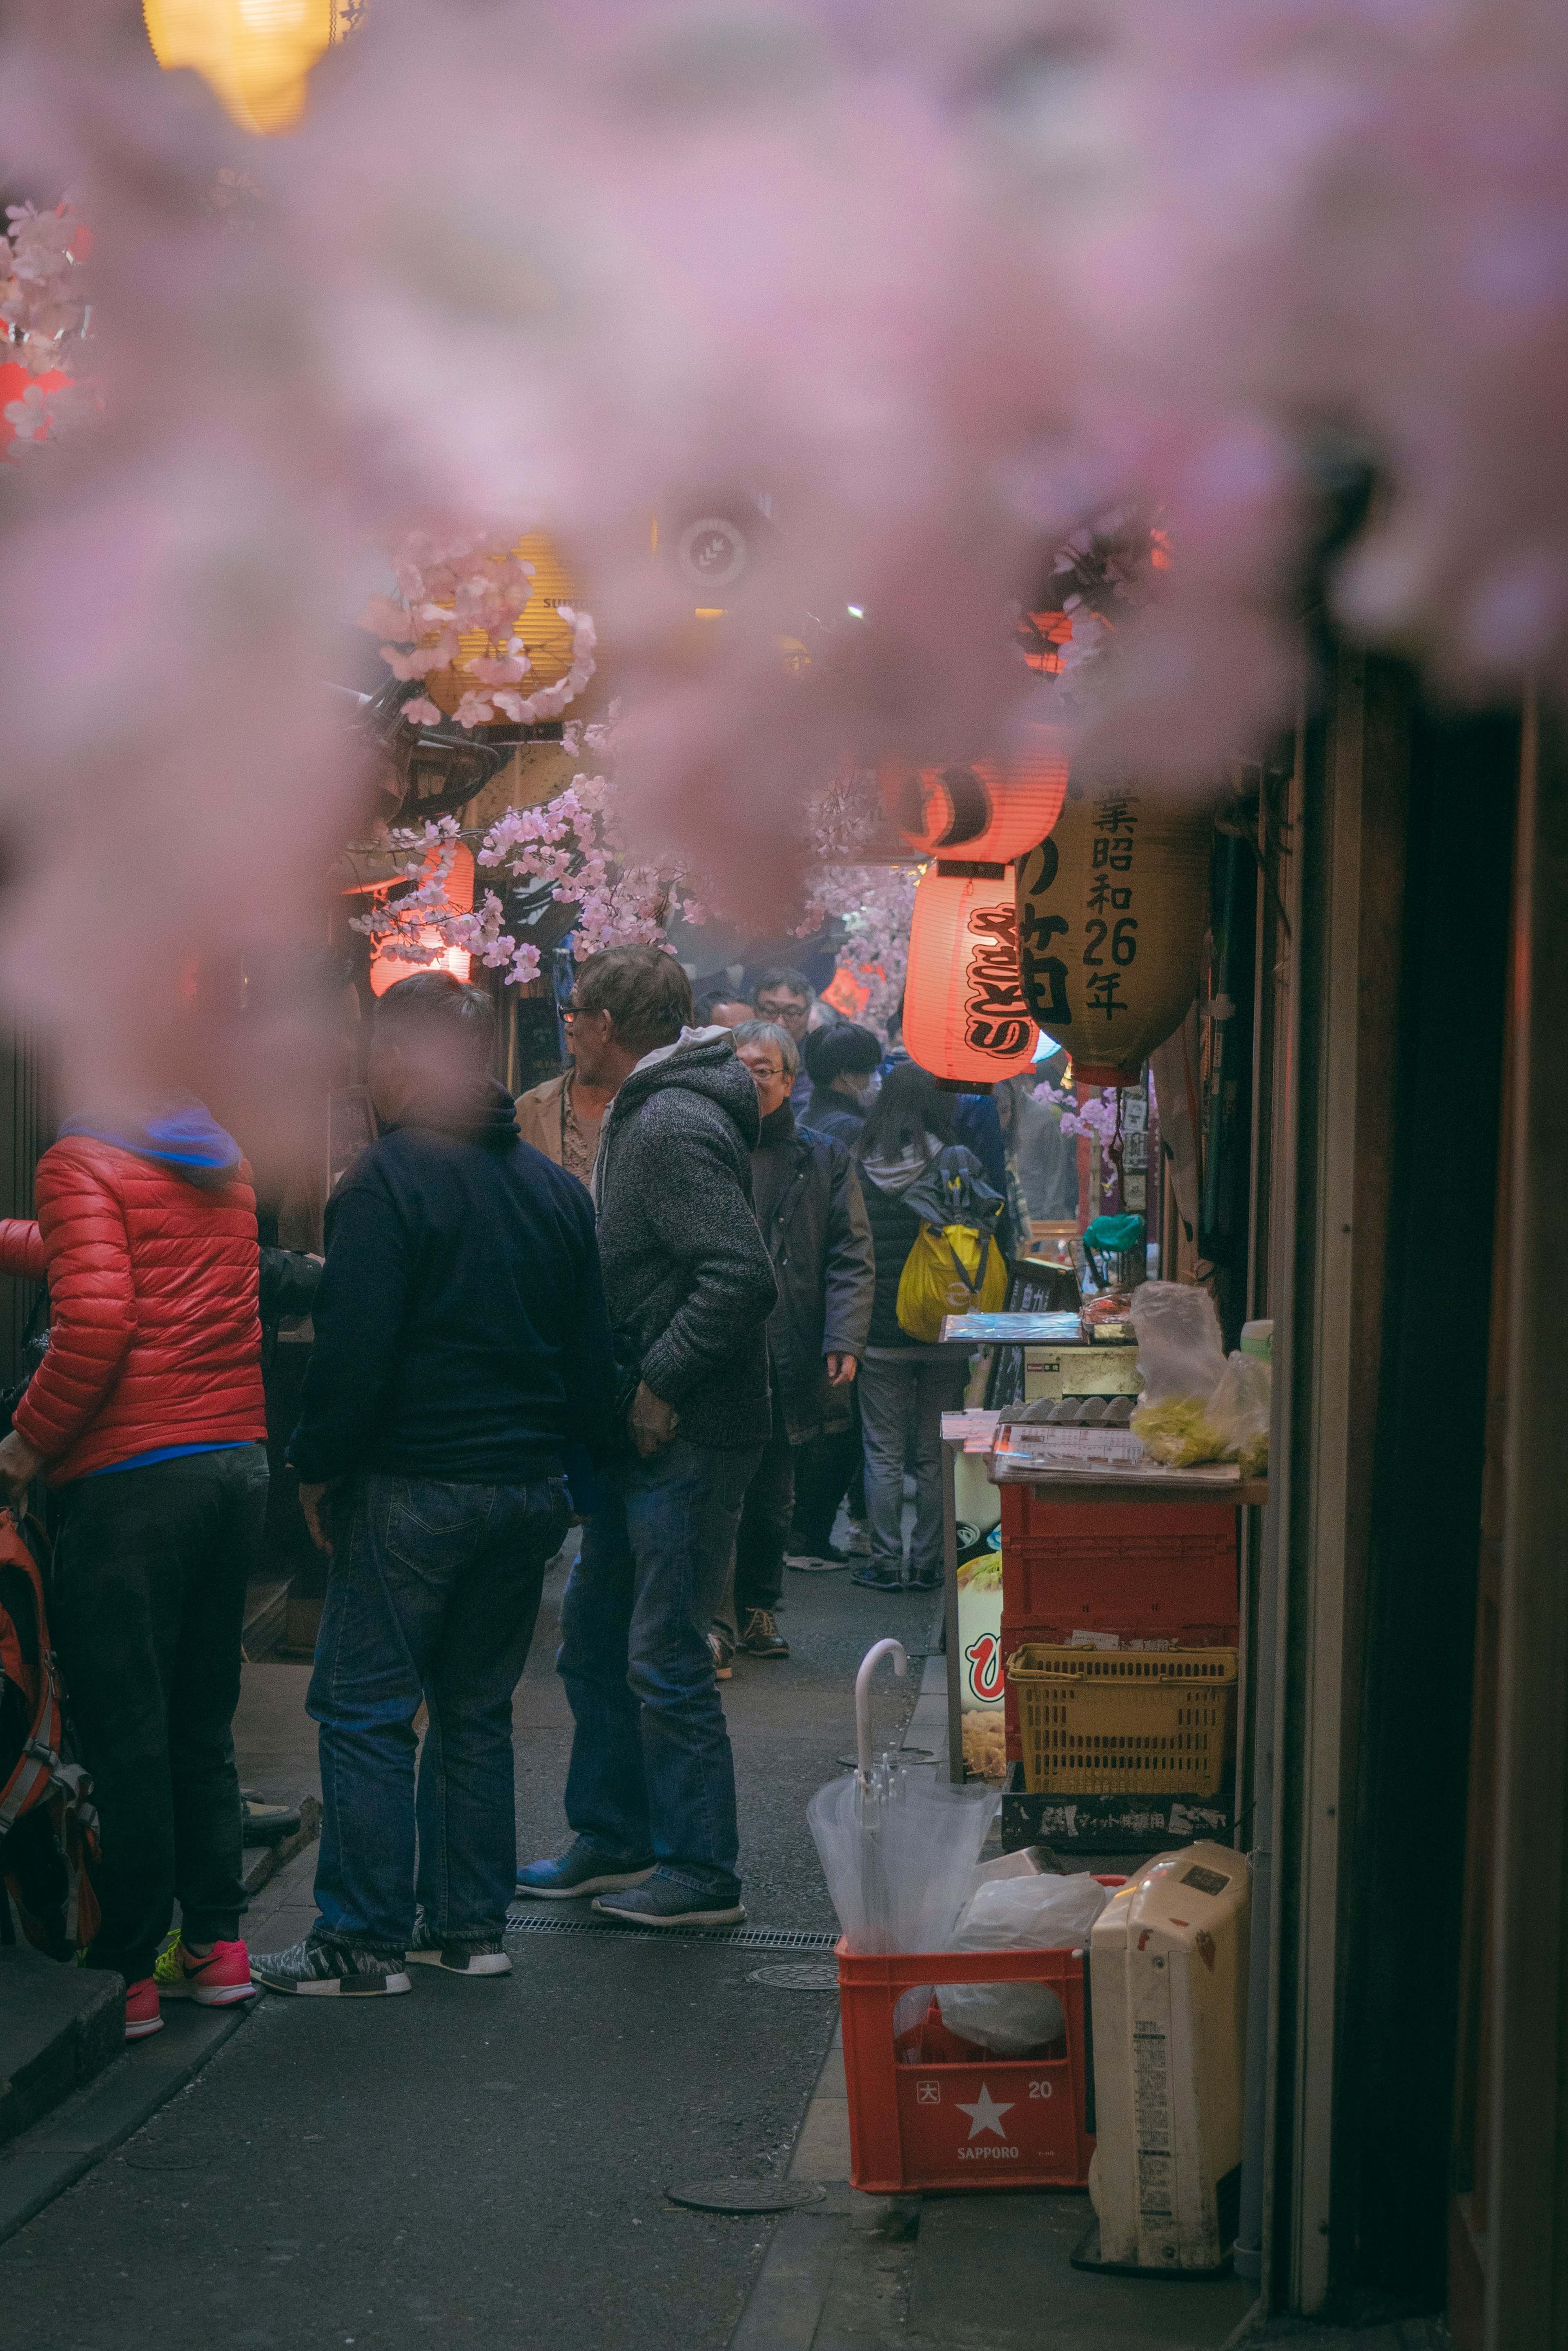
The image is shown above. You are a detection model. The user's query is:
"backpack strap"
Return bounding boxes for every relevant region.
[0,1714,60,1831]
[0,1535,61,1834]
[944,1233,985,1305]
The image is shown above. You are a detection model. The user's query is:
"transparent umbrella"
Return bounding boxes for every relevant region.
[808,1639,998,1954]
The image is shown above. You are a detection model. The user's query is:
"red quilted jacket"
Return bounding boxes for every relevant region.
[0,1135,265,1485]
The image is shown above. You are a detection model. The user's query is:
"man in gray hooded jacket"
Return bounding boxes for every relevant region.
[519,945,777,1927]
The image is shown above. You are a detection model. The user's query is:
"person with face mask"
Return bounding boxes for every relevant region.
[802,1022,884,1148]
[712,1022,873,1657]
[786,1022,886,1566]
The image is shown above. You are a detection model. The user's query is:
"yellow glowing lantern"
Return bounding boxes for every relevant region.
[143,0,340,138]
[452,532,587,700]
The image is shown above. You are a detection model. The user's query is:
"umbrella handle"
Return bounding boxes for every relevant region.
[855,1638,909,1781]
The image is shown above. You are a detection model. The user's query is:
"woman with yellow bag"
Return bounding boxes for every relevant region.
[851,1065,1006,1593]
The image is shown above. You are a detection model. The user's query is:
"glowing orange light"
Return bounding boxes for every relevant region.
[903,867,1038,1088]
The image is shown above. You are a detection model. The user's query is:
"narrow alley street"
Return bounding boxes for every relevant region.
[0,1557,933,2349]
[0,1543,1308,2351]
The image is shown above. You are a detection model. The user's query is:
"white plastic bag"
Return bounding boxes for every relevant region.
[1129,1281,1227,1403]
[935,1874,1111,2054]
[1129,1281,1229,1465]
[1207,1347,1271,1474]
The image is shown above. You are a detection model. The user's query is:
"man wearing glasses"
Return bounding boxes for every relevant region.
[519,945,777,1928]
[753,967,816,1113]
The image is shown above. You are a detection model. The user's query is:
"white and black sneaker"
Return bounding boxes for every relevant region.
[405,1918,512,1977]
[250,1936,412,1997]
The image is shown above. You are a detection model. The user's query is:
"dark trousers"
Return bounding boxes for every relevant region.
[309,1472,570,1952]
[791,1391,864,1548]
[735,1394,794,1617]
[559,1437,760,1896]
[51,1444,269,1985]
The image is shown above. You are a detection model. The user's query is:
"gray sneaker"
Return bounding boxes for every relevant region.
[592,1869,746,1929]
[250,1936,411,1997]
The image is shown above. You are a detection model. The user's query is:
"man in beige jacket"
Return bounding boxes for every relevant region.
[515,1053,615,1188]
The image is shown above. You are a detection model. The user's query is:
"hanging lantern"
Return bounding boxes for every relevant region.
[880,719,1069,866]
[369,844,475,997]
[143,0,339,137]
[904,864,1039,1089]
[0,361,72,459]
[1015,788,1211,1086]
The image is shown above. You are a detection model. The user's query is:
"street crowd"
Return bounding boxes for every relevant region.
[0,948,1068,2038]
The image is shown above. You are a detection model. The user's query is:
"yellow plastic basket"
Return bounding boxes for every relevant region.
[1007,1644,1238,1797]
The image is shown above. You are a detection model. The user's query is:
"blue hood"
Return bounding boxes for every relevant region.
[59,1097,244,1191]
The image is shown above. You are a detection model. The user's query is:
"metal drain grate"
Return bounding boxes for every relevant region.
[504,1909,837,1951]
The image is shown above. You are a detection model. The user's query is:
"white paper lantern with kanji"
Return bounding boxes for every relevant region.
[1015,790,1212,1085]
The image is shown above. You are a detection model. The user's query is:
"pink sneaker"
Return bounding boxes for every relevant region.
[125,1978,165,2041]
[154,1937,259,2007]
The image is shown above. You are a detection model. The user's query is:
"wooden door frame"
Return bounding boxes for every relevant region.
[1483,692,1568,2347]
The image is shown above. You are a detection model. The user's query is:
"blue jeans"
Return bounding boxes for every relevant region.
[858,1353,968,1579]
[558,1438,762,1897]
[308,1472,570,1950]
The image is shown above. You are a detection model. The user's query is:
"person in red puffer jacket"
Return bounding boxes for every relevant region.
[0,1099,269,2041]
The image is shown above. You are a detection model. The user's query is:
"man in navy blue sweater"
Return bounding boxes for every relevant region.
[252,972,616,2000]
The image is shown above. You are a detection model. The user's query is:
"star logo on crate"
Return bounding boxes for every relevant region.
[957,2083,1013,2141]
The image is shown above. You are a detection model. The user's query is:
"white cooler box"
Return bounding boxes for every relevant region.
[1089,1840,1251,2272]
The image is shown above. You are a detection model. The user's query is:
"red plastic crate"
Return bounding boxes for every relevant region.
[838,1940,1094,2193]
[998,1490,1238,1644]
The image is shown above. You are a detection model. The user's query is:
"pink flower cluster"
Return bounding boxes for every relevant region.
[1,196,90,451]
[1039,1088,1120,1149]
[353,712,708,986]
[362,531,597,731]
[2,0,1566,1130]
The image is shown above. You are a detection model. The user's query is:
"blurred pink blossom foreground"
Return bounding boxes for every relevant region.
[0,0,1563,1142]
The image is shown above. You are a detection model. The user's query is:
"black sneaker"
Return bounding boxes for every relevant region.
[906,1568,943,1591]
[250,1936,411,1997]
[739,1607,790,1659]
[405,1919,512,1977]
[592,1869,746,1929]
[851,1562,905,1590]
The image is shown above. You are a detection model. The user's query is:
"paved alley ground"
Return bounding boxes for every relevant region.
[0,1553,935,2351]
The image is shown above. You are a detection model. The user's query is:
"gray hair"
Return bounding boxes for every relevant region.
[731,1019,799,1079]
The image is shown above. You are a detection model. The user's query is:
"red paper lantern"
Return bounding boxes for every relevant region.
[904,865,1039,1088]
[880,720,1069,865]
[0,361,72,459]
[369,843,475,997]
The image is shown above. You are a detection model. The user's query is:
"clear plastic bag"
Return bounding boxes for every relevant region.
[1208,1347,1271,1476]
[934,1874,1112,2054]
[808,1767,999,1955]
[1129,1281,1229,1465]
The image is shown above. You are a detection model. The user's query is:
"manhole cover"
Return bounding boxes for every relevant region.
[748,1962,840,1991]
[666,2179,827,2215]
